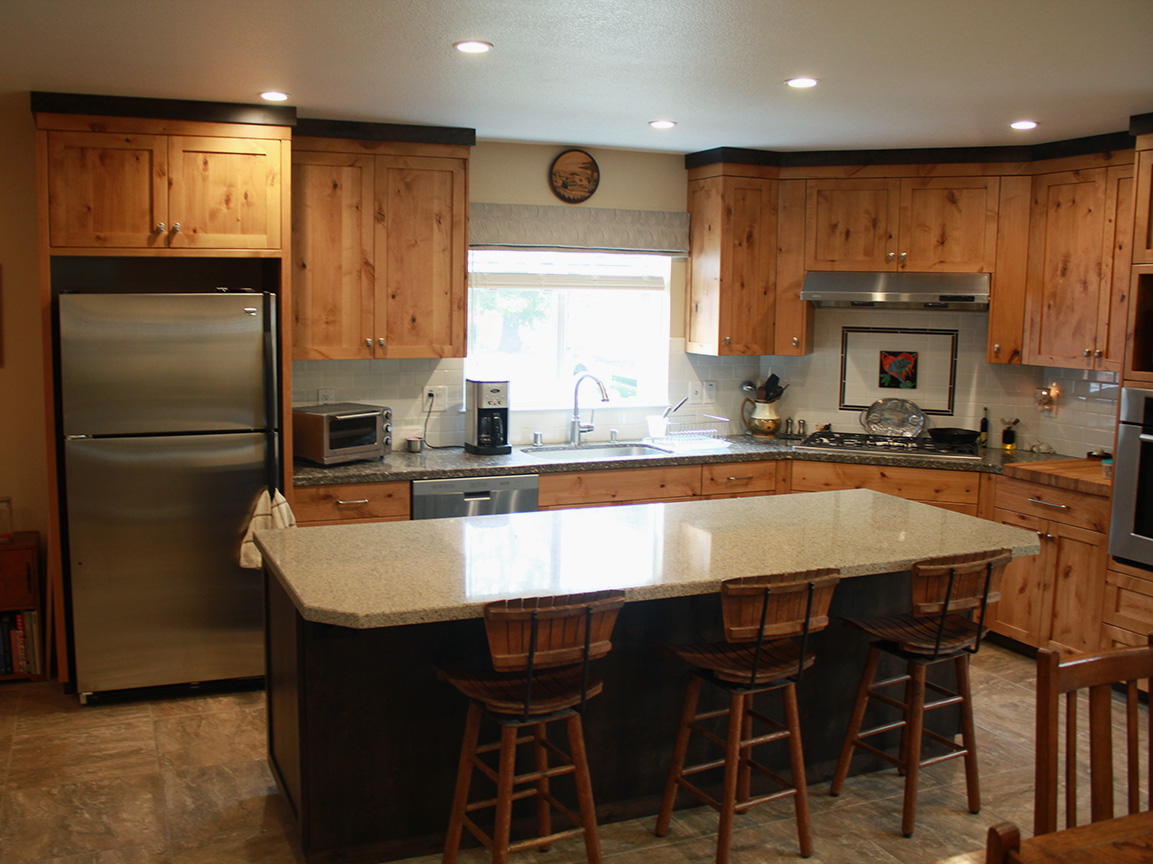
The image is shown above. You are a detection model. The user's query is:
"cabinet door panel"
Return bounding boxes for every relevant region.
[686,176,723,355]
[899,178,999,272]
[374,156,467,358]
[47,131,167,248]
[718,177,775,355]
[990,509,1050,647]
[804,179,900,271]
[291,153,375,360]
[167,136,282,249]
[1096,165,1135,372]
[1134,149,1153,264]
[1046,521,1107,652]
[1025,169,1107,368]
[789,460,978,504]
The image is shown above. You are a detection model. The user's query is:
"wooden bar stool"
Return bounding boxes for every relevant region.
[829,548,1012,838]
[439,589,625,864]
[654,569,841,863]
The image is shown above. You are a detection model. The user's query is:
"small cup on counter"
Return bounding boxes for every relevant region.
[405,436,424,453]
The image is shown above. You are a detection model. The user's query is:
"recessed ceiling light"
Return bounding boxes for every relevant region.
[454,40,493,54]
[785,77,819,89]
[649,120,676,130]
[260,91,290,102]
[1010,119,1039,130]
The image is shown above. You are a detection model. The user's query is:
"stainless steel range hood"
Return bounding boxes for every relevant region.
[800,271,990,310]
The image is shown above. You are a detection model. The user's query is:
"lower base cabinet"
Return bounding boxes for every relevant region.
[988,477,1110,652]
[787,460,980,514]
[1102,559,1153,691]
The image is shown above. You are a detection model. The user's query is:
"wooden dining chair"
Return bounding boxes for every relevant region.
[829,548,1012,837]
[1033,634,1153,836]
[439,589,626,864]
[654,568,841,863]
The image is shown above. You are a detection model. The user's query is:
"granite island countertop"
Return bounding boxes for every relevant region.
[293,434,1072,487]
[255,488,1040,629]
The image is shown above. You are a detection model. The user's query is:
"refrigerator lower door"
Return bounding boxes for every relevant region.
[59,293,273,435]
[65,433,269,694]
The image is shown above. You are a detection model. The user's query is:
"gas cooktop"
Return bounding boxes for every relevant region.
[793,431,981,460]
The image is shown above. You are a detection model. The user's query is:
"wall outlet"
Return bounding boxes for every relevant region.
[318,388,337,404]
[702,380,717,404]
[424,385,447,412]
[688,382,704,405]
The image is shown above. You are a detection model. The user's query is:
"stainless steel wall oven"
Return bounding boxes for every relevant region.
[1110,386,1153,569]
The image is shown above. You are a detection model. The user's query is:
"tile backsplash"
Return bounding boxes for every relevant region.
[292,309,1120,458]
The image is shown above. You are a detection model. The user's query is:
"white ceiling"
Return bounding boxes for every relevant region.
[3,0,1152,154]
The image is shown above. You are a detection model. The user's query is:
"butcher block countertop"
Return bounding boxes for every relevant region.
[1001,458,1113,496]
[256,489,1040,629]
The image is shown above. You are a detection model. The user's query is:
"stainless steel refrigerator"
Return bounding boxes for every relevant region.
[59,292,278,697]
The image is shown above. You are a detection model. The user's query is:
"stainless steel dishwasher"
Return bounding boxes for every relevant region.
[410,474,539,519]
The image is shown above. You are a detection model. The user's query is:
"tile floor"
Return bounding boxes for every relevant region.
[0,642,1135,864]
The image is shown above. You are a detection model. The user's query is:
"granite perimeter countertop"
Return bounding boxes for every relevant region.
[293,435,1070,487]
[255,489,1040,629]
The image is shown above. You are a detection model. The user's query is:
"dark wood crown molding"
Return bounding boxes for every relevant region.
[30,91,296,126]
[294,117,475,146]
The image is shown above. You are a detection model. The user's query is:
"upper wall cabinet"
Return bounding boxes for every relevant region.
[1133,143,1153,264]
[292,140,469,360]
[804,177,1000,273]
[45,128,285,251]
[1024,164,1134,371]
[685,169,777,356]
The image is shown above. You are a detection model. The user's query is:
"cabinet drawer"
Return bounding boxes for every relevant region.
[293,482,410,523]
[790,461,978,504]
[1103,567,1153,635]
[538,465,701,508]
[702,461,777,496]
[995,476,1109,532]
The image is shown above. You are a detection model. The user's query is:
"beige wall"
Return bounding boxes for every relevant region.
[0,92,48,538]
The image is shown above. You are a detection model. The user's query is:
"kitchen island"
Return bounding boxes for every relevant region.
[257,490,1038,864]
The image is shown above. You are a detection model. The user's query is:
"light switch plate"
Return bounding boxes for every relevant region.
[703,381,717,403]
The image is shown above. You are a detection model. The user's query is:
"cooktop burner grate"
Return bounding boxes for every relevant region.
[793,431,981,460]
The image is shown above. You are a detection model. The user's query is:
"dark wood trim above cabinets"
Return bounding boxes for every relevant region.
[294,117,475,147]
[29,91,296,127]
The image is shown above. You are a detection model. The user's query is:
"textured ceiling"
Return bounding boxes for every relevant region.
[2,0,1151,154]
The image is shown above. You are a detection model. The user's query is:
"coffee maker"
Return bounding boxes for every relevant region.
[464,379,512,455]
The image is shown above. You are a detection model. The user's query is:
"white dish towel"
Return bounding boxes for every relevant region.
[240,489,297,569]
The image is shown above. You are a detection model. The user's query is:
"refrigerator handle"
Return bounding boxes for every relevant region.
[262,292,280,493]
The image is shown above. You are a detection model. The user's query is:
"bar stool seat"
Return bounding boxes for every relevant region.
[439,589,625,864]
[654,568,840,863]
[829,548,1012,838]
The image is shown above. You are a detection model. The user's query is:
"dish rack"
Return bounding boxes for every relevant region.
[648,414,730,450]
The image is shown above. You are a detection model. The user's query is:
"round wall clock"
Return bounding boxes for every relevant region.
[549,149,600,203]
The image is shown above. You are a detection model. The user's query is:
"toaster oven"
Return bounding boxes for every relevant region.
[292,403,391,465]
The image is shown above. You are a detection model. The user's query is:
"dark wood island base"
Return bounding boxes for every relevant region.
[266,567,956,864]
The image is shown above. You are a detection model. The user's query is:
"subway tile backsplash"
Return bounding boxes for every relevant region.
[292,309,1119,458]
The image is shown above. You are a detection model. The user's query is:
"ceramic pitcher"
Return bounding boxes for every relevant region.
[741,398,780,437]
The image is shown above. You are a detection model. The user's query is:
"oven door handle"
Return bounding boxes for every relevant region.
[333,411,383,421]
[1141,433,1153,443]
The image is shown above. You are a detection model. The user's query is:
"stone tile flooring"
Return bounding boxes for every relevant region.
[0,643,1134,863]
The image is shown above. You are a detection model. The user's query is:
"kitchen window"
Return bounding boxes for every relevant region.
[466,250,670,410]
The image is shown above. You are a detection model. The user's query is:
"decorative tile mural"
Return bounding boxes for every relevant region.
[840,327,957,414]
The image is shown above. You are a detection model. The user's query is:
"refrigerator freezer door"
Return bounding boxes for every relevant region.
[59,293,272,435]
[65,433,268,693]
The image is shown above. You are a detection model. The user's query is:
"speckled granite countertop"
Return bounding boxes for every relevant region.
[255,489,1040,628]
[293,435,1071,487]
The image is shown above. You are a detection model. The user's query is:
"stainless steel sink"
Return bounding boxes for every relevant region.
[521,443,672,461]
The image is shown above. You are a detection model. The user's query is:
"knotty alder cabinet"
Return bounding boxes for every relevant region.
[989,476,1109,652]
[43,123,286,251]
[685,166,777,356]
[1024,164,1135,372]
[292,482,410,525]
[787,460,981,515]
[803,177,1000,273]
[292,139,469,360]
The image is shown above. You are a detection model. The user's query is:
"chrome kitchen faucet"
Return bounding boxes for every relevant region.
[569,373,609,444]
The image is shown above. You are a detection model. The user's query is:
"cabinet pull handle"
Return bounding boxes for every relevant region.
[172,222,181,233]
[1083,348,1092,357]
[727,475,754,482]
[336,498,371,506]
[993,343,1001,354]
[791,336,800,347]
[378,338,385,347]
[156,222,166,234]
[724,336,732,345]
[886,252,895,262]
[1027,497,1069,510]
[1093,349,1103,358]
[366,338,372,348]
[1045,533,1055,541]
[899,252,907,262]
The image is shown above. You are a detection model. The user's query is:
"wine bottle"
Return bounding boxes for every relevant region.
[978,407,988,446]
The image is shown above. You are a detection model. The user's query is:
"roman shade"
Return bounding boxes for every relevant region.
[469,203,689,254]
